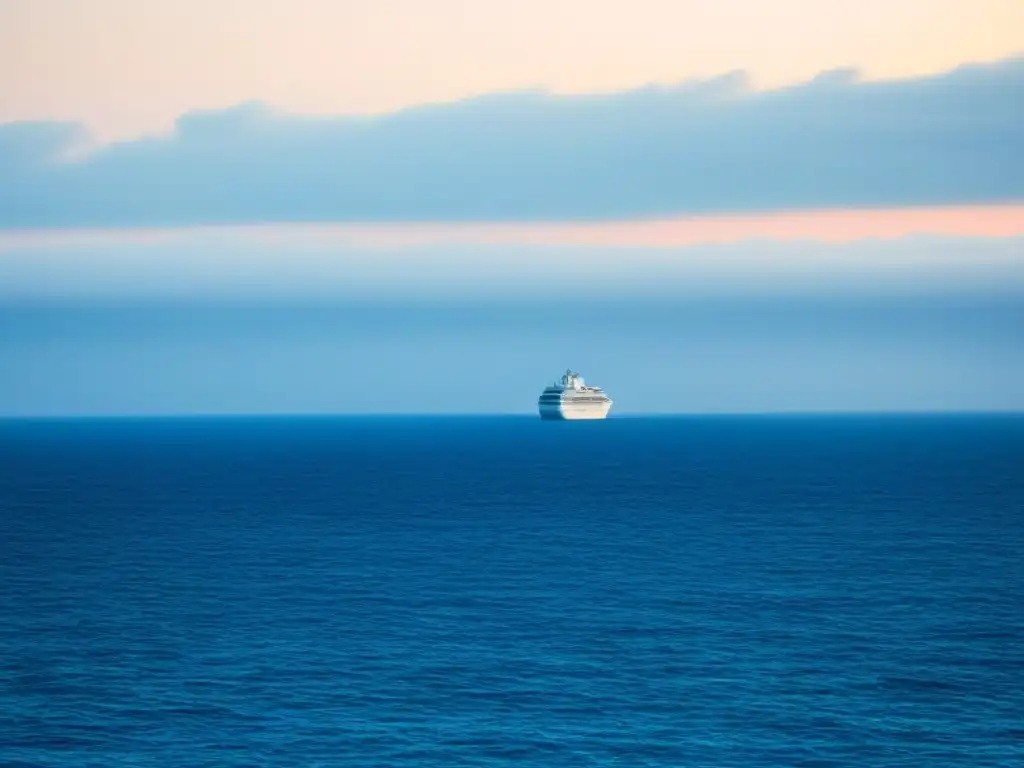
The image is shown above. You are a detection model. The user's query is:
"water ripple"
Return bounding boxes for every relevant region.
[1,415,1022,766]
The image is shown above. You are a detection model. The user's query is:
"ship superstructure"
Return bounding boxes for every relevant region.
[538,369,613,420]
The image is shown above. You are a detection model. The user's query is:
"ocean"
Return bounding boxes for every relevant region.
[1,415,1022,766]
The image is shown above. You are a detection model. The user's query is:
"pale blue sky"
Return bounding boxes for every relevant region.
[2,234,1022,415]
[1,2,1022,415]
[3,294,1021,416]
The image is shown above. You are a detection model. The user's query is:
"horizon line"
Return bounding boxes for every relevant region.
[3,410,1023,422]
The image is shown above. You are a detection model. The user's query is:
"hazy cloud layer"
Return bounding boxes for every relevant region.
[3,232,1023,303]
[2,58,1022,228]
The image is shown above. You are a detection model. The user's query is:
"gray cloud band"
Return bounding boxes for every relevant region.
[1,57,1022,228]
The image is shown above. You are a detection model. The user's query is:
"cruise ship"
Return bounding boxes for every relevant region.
[538,369,613,420]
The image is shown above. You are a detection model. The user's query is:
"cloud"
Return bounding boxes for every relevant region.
[2,228,1023,304]
[1,57,1022,228]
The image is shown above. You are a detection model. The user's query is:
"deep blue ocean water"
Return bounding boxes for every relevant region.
[1,415,1022,767]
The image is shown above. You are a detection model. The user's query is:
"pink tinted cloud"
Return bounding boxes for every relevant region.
[239,203,1024,248]
[1,203,1022,252]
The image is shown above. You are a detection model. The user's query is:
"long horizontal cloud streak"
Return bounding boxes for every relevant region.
[2,58,1022,227]
[3,235,1023,303]
[4,204,1021,250]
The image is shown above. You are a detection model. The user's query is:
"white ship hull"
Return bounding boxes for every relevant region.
[539,401,612,420]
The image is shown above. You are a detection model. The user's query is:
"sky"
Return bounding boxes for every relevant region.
[1,1,1022,415]
[2,0,1023,142]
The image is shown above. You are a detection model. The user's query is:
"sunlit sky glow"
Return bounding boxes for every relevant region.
[2,0,1022,142]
